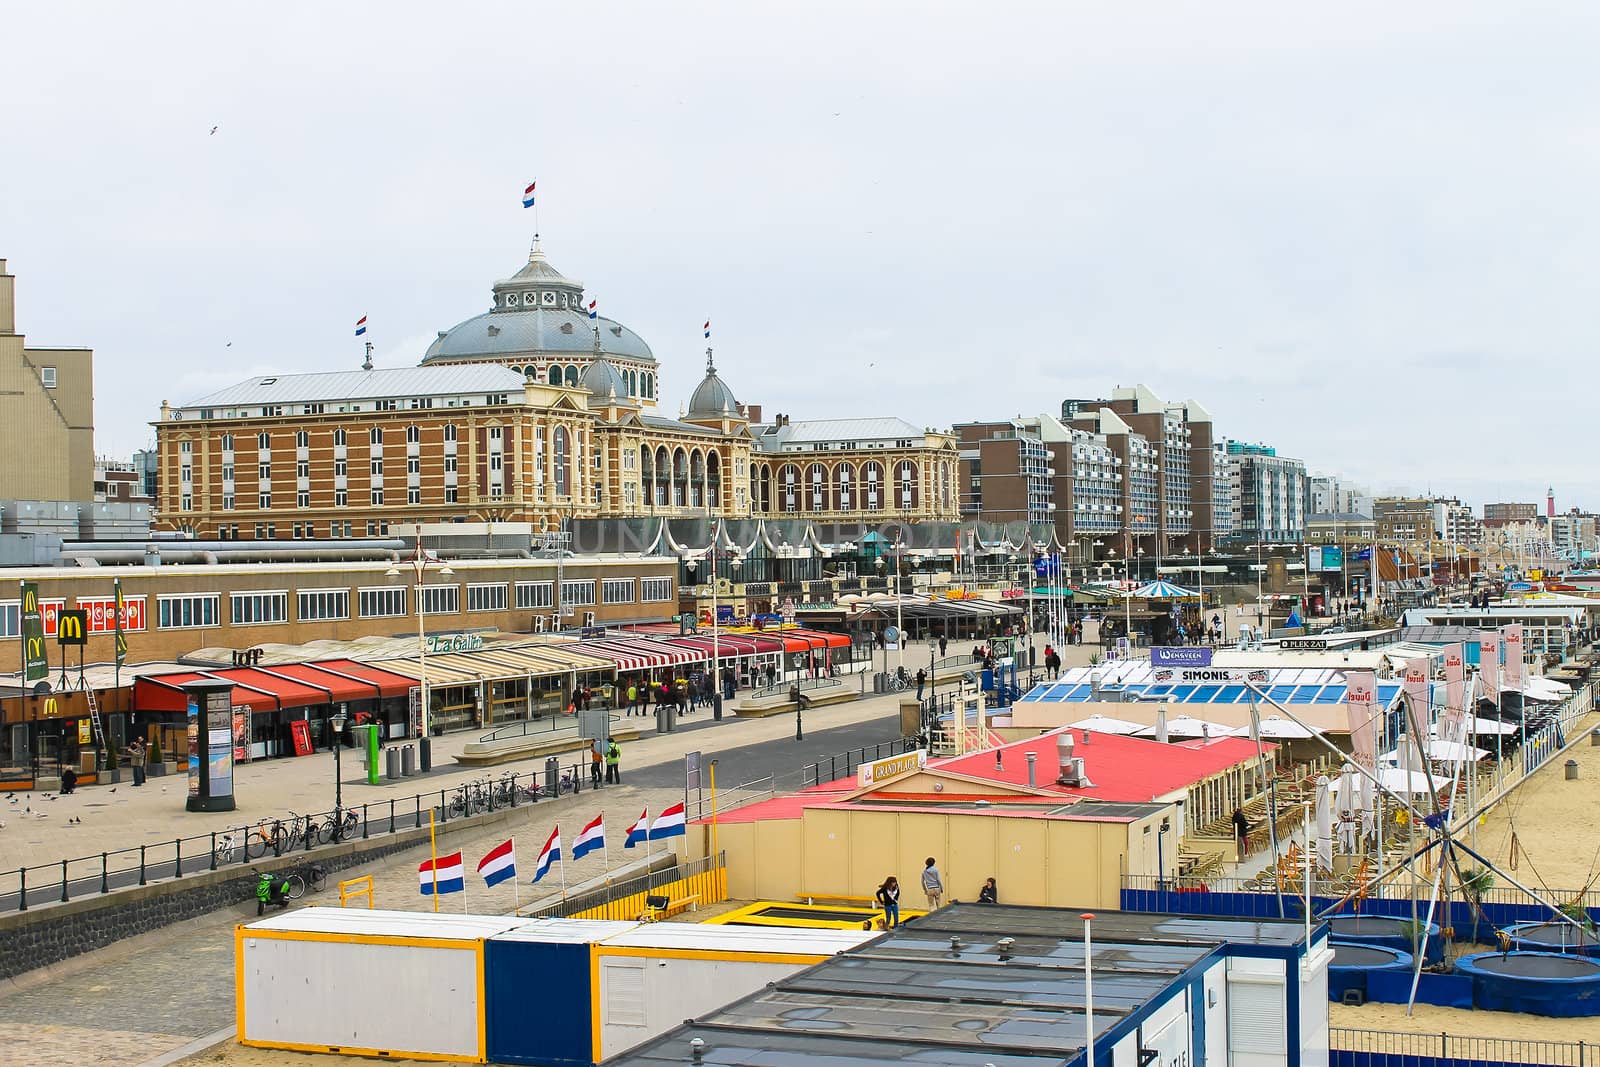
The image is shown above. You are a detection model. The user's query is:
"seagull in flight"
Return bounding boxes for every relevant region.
[210,126,219,135]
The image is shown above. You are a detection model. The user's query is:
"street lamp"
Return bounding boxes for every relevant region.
[329,706,347,840]
[386,536,453,772]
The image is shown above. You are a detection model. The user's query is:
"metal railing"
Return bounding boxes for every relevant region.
[477,712,618,744]
[749,674,842,700]
[1122,873,1600,911]
[525,852,724,920]
[0,762,599,913]
[1330,1027,1590,1066]
[801,736,923,788]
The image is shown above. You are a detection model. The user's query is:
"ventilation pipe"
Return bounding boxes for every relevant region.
[1056,733,1079,786]
[1025,751,1037,788]
[1155,705,1169,744]
[1089,669,1103,700]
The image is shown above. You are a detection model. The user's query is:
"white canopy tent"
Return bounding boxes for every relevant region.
[1230,715,1324,740]
[1133,714,1232,739]
[1379,739,1490,764]
[1066,714,1146,735]
[1330,767,1452,796]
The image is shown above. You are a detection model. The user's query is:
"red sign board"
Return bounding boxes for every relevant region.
[289,720,313,757]
[77,595,146,634]
[38,600,66,637]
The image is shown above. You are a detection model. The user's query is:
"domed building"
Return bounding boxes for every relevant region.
[155,237,960,542]
[422,241,661,405]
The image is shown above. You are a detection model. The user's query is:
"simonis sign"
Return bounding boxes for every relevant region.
[1151,667,1270,684]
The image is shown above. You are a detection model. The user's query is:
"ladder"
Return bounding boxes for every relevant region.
[85,686,104,750]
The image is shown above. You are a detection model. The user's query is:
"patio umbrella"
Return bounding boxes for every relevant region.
[1379,739,1489,764]
[1066,714,1145,735]
[1134,714,1230,739]
[1229,715,1324,740]
[1331,767,1451,796]
[1314,776,1333,870]
[1431,715,1516,737]
[1132,580,1199,599]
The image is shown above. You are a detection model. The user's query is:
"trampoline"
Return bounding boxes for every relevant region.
[1327,914,1443,966]
[1328,942,1412,1003]
[1455,951,1600,1017]
[1502,921,1600,956]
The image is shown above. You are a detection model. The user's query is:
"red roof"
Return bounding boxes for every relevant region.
[265,663,381,703]
[314,659,417,698]
[932,728,1270,804]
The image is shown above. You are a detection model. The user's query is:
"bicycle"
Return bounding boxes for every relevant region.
[282,862,329,899]
[315,808,361,844]
[214,821,276,865]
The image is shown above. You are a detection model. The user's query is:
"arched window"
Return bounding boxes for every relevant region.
[643,373,654,399]
[553,427,570,496]
[862,461,884,512]
[779,463,801,513]
[706,451,721,508]
[897,460,919,509]
[807,462,828,512]
[755,463,771,513]
[939,461,950,511]
[672,447,688,507]
[564,366,579,388]
[654,447,670,507]
[835,463,856,512]
[548,366,562,387]
[689,450,705,508]
[640,445,653,481]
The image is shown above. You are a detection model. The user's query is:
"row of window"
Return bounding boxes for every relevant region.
[149,575,671,630]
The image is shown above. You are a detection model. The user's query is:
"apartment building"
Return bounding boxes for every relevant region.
[1220,440,1307,543]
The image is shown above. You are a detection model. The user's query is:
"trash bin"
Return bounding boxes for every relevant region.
[385,748,401,781]
[712,693,723,720]
[545,757,560,798]
[401,745,416,776]
[1567,759,1580,781]
[655,705,669,733]
[418,737,432,774]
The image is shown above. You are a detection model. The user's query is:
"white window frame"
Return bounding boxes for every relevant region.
[229,590,289,626]
[560,579,596,607]
[602,578,635,605]
[639,577,673,603]
[514,581,554,609]
[157,593,221,630]
[357,586,407,619]
[419,584,460,616]
[297,588,350,622]
[466,583,509,612]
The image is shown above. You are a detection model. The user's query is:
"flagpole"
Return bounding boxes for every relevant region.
[429,809,439,913]
[603,817,612,887]
[710,761,720,863]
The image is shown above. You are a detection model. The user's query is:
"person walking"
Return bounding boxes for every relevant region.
[590,740,605,788]
[1232,807,1251,858]
[129,738,147,787]
[938,634,948,658]
[627,683,638,716]
[921,857,944,909]
[915,668,926,702]
[875,875,901,927]
[604,737,621,784]
[978,877,998,904]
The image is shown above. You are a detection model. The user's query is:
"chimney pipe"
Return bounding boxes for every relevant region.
[1155,705,1169,744]
[995,747,1004,772]
[1056,733,1077,784]
[1025,751,1037,788]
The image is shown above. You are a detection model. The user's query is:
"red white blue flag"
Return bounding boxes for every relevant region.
[624,809,648,848]
[649,802,686,841]
[572,814,605,859]
[419,852,464,895]
[532,826,561,883]
[522,181,536,209]
[703,320,711,339]
[588,299,597,321]
[476,839,516,888]
[354,316,368,337]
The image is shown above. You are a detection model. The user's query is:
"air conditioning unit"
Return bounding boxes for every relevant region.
[532,614,547,633]
[584,611,597,627]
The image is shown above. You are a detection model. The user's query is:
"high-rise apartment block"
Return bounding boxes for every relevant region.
[1219,440,1307,543]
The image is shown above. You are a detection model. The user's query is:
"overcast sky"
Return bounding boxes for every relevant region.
[3,3,1594,510]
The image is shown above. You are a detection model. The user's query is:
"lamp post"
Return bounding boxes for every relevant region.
[386,535,453,772]
[329,706,347,840]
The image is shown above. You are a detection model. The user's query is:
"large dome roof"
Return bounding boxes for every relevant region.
[686,350,742,420]
[421,243,656,365]
[579,359,634,404]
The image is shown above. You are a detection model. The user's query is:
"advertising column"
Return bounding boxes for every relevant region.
[181,680,238,813]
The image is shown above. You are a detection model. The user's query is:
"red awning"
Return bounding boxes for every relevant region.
[133,672,219,714]
[314,659,419,699]
[263,663,380,703]
[203,668,335,711]
[784,627,852,649]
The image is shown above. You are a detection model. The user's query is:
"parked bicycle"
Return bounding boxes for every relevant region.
[314,808,361,844]
[282,862,330,900]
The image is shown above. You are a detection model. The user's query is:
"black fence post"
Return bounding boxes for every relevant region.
[440,789,448,822]
[305,822,315,852]
[138,846,147,885]
[414,794,421,829]
[210,832,219,871]
[60,860,69,903]
[239,826,249,866]
[362,803,369,840]
[389,798,395,834]
[100,853,109,894]
[174,839,182,879]
[18,867,26,911]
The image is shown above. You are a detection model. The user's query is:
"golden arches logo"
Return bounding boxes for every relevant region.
[26,636,43,660]
[42,697,58,716]
[59,613,84,641]
[22,589,37,612]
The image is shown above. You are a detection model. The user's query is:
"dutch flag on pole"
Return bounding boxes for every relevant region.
[419,851,465,895]
[703,320,711,339]
[572,814,605,860]
[476,839,517,888]
[354,316,368,337]
[624,809,649,848]
[649,801,686,841]
[532,826,561,883]
[522,181,536,209]
[587,299,597,320]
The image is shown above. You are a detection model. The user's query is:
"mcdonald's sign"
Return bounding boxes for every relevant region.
[19,581,47,683]
[57,609,88,647]
[42,697,58,717]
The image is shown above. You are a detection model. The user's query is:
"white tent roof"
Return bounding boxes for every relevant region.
[1066,714,1145,735]
[1331,767,1452,796]
[1230,715,1324,739]
[1134,714,1232,739]
[1380,739,1489,764]
[1431,716,1517,737]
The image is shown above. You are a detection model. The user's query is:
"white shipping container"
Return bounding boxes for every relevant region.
[238,908,524,1062]
[593,924,877,1060]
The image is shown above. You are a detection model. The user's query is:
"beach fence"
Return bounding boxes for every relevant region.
[1331,1026,1591,1067]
